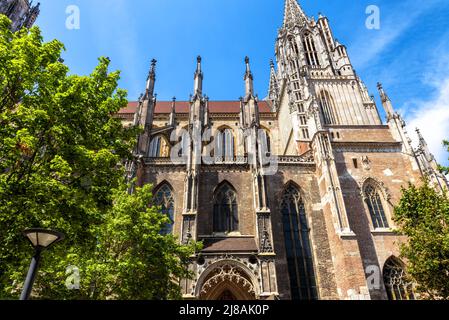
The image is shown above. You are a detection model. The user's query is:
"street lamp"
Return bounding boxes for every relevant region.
[20,228,65,300]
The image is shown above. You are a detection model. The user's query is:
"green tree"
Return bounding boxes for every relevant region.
[0,16,196,299]
[440,140,449,174]
[394,181,449,300]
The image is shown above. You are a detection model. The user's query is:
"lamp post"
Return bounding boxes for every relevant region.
[20,228,65,300]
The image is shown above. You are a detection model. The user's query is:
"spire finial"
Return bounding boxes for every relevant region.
[377,82,390,102]
[377,82,396,119]
[245,56,250,70]
[196,55,202,73]
[148,59,157,79]
[416,128,424,141]
[145,59,157,97]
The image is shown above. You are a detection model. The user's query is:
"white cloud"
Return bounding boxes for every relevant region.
[405,78,449,165]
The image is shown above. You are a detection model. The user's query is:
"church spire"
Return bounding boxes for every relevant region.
[193,55,203,99]
[283,0,307,28]
[268,59,279,103]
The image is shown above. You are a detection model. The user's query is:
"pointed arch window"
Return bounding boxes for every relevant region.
[281,184,317,300]
[364,183,389,229]
[383,257,415,300]
[179,130,190,158]
[148,135,170,158]
[318,90,338,125]
[154,183,175,234]
[302,33,320,67]
[289,37,300,56]
[259,129,271,157]
[216,128,235,161]
[213,183,239,233]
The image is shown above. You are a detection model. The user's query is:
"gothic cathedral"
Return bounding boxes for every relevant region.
[0,0,40,32]
[118,0,448,300]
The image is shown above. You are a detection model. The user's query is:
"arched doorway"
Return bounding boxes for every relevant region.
[197,261,259,300]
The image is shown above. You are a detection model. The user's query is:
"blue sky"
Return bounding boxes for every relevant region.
[35,0,449,165]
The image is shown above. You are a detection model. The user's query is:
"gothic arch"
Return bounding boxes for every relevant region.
[278,181,310,204]
[383,256,415,300]
[195,259,260,300]
[153,181,175,234]
[360,177,391,202]
[212,180,237,196]
[153,180,174,194]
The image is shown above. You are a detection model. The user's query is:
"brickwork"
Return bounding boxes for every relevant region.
[118,0,448,300]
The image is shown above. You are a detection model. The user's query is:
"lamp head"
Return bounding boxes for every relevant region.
[23,228,65,250]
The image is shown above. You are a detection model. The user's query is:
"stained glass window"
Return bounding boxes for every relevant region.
[154,183,175,234]
[216,129,235,161]
[148,135,170,158]
[383,257,415,300]
[213,183,239,233]
[281,184,317,300]
[364,184,389,229]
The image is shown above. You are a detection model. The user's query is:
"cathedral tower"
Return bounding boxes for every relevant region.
[0,0,40,32]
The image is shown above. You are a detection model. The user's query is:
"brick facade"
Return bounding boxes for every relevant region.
[119,0,448,300]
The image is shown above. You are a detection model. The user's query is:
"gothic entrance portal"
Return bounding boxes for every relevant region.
[197,262,259,300]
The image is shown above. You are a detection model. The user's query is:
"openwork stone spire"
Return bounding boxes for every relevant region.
[283,0,307,28]
[268,59,279,102]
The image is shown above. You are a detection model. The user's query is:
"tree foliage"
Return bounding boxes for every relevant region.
[440,140,449,175]
[394,181,449,300]
[0,16,197,299]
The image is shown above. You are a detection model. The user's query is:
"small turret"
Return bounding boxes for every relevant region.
[268,59,280,108]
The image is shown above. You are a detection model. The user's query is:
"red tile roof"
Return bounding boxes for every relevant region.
[118,100,273,115]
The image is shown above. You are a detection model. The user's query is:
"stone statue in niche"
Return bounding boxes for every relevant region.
[361,156,371,171]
